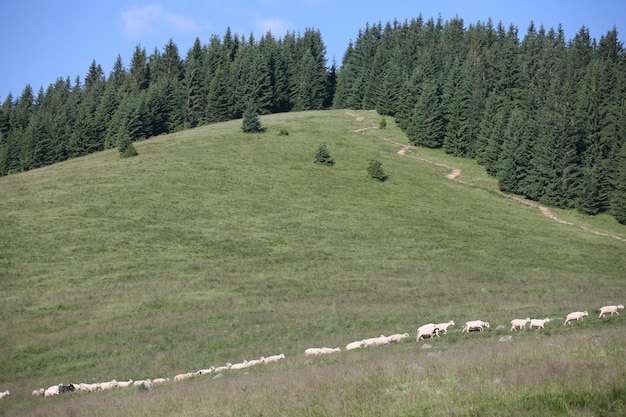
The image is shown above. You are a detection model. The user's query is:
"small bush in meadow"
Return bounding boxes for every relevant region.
[367,159,387,181]
[314,143,334,166]
[120,143,138,158]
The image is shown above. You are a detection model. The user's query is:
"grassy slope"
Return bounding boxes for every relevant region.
[0,110,624,416]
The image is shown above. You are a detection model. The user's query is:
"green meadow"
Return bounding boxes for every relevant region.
[1,110,625,416]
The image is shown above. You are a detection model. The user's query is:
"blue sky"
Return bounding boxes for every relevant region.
[1,0,623,99]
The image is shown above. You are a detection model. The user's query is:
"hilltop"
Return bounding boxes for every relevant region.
[0,110,625,416]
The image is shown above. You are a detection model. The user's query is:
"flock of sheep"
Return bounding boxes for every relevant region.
[0,304,622,401]
[27,353,287,398]
[305,305,623,357]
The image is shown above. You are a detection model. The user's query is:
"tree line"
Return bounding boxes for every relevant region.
[335,16,626,224]
[0,28,334,175]
[1,16,625,224]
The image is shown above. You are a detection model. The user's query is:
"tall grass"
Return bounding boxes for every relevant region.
[0,110,624,416]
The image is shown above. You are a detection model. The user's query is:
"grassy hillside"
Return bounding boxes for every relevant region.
[1,110,625,416]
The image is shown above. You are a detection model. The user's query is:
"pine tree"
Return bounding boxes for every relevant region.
[443,60,472,156]
[367,159,387,181]
[183,38,206,128]
[496,107,532,194]
[128,45,149,92]
[241,100,263,133]
[406,82,445,147]
[205,62,232,123]
[610,144,626,224]
[314,143,334,165]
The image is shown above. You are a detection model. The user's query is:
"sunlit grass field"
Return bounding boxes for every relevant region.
[1,110,625,416]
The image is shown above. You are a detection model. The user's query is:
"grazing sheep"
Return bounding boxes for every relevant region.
[264,353,285,364]
[196,366,215,375]
[510,318,531,331]
[599,304,624,318]
[214,363,231,372]
[416,324,439,341]
[244,358,265,367]
[564,311,588,325]
[305,348,321,357]
[230,360,249,369]
[32,388,44,396]
[346,340,364,350]
[99,380,118,391]
[434,321,455,335]
[133,379,153,389]
[320,347,341,355]
[174,373,194,381]
[44,385,59,397]
[0,390,9,400]
[462,320,490,332]
[152,378,170,385]
[362,335,388,347]
[529,318,551,329]
[387,333,410,343]
[74,383,91,393]
[116,379,133,388]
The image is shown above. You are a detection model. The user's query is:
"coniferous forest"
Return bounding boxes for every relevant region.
[1,16,625,224]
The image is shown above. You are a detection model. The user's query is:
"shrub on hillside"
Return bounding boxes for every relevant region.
[120,143,138,158]
[241,101,264,133]
[367,159,387,181]
[314,143,334,166]
[117,131,138,158]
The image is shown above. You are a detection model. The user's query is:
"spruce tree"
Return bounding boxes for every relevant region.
[610,144,626,224]
[314,143,334,165]
[241,100,263,133]
[367,159,387,181]
[183,38,206,128]
[406,82,445,147]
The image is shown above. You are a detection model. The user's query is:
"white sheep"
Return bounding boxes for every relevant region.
[152,377,170,385]
[529,318,551,329]
[44,385,59,397]
[362,335,387,347]
[243,357,265,367]
[564,311,588,325]
[263,353,285,364]
[320,347,341,355]
[305,348,323,357]
[387,333,410,342]
[116,379,133,388]
[32,388,44,396]
[174,373,194,381]
[434,321,455,335]
[599,304,624,318]
[214,363,231,372]
[230,360,249,369]
[196,366,215,375]
[346,340,364,350]
[416,323,439,340]
[73,383,87,392]
[377,335,393,345]
[0,390,9,400]
[462,320,490,332]
[510,318,531,331]
[133,379,153,389]
[99,380,118,391]
[75,383,99,392]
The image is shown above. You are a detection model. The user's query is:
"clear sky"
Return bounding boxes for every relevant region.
[1,0,623,100]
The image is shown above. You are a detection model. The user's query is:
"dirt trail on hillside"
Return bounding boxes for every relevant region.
[345,112,626,242]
